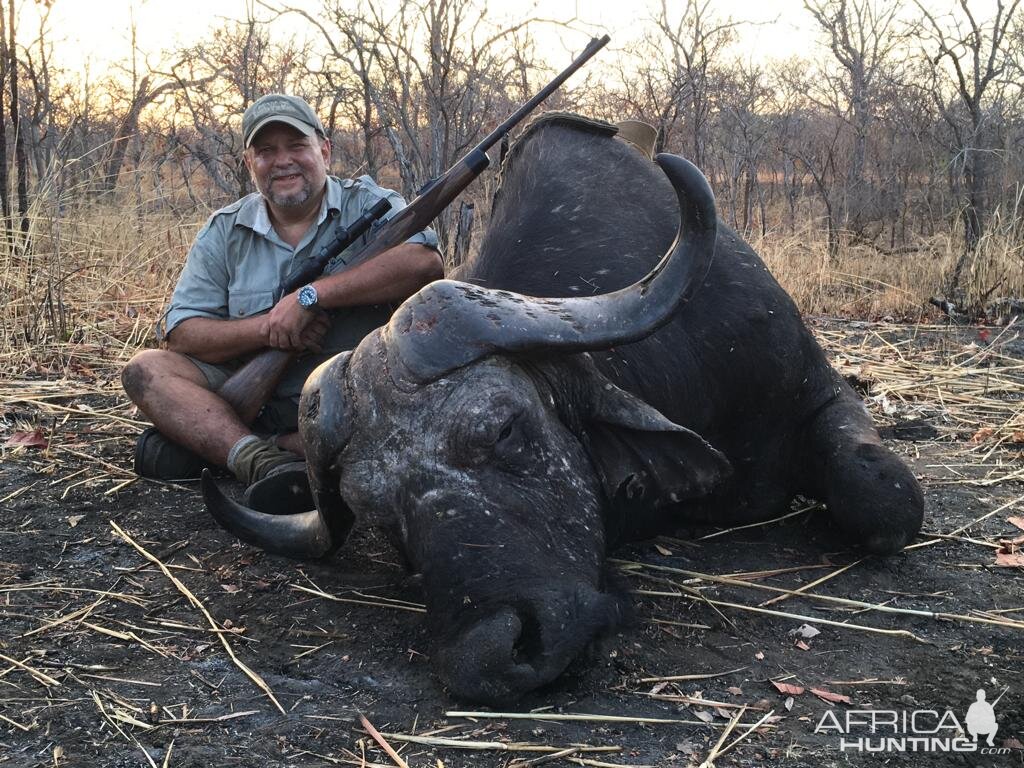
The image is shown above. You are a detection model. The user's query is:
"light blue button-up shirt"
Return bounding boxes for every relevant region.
[162,175,438,398]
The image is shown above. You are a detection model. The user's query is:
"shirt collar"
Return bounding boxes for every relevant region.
[234,178,343,235]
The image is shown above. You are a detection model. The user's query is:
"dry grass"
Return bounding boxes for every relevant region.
[0,197,198,374]
[757,217,1024,320]
[0,189,1021,378]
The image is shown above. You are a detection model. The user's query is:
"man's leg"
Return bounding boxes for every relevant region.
[253,397,304,459]
[276,432,304,456]
[122,349,249,466]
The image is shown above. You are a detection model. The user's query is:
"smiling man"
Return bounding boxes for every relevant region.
[122,94,443,500]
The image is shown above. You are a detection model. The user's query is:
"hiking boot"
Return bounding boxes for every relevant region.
[242,461,313,512]
[134,427,210,481]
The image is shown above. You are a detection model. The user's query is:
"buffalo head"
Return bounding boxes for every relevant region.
[204,153,731,703]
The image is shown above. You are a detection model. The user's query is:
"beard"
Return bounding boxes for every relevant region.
[262,168,314,208]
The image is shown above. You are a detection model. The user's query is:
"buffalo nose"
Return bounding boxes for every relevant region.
[436,583,622,704]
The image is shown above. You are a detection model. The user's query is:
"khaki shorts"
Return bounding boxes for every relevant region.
[186,355,300,434]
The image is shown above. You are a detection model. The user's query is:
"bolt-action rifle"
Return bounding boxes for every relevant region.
[217,34,610,425]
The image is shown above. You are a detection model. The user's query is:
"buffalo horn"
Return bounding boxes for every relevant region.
[382,153,716,382]
[201,469,335,559]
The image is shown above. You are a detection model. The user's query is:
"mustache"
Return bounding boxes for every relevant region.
[270,168,305,180]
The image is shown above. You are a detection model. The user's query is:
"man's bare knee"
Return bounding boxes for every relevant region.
[122,351,157,402]
[122,349,207,403]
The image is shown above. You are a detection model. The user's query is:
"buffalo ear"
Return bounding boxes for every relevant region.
[561,356,732,510]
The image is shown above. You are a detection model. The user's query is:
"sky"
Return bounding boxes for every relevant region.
[30,0,821,74]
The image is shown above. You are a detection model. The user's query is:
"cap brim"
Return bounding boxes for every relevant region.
[245,116,317,147]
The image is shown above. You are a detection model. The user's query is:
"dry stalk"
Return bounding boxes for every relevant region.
[698,705,746,768]
[80,621,171,657]
[158,710,260,724]
[0,711,33,731]
[445,710,772,728]
[79,673,161,687]
[697,503,819,541]
[715,709,778,763]
[91,690,159,768]
[377,732,620,754]
[509,747,581,767]
[759,558,865,607]
[110,521,285,714]
[642,694,767,711]
[0,652,61,687]
[21,599,103,638]
[638,665,747,684]
[290,583,426,613]
[635,590,929,642]
[623,560,1024,631]
[359,714,410,768]
[567,758,655,768]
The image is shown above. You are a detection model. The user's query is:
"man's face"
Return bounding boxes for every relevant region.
[244,123,330,210]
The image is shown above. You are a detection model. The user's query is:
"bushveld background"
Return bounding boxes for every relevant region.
[1,3,1023,766]
[0,0,1022,375]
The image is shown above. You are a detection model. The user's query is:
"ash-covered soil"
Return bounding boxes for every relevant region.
[1,320,1022,768]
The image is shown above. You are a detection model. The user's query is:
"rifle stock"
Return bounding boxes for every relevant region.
[218,348,292,425]
[217,35,610,426]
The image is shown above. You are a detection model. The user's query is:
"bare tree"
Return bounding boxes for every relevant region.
[8,0,27,234]
[273,0,544,248]
[912,0,1023,296]
[156,12,296,202]
[711,63,772,235]
[0,1,9,223]
[775,61,848,259]
[804,0,901,236]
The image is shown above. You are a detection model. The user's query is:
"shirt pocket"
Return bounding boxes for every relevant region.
[227,290,275,318]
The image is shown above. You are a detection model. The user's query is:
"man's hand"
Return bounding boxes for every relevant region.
[298,312,330,352]
[264,291,329,351]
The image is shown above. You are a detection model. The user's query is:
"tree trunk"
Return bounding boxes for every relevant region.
[947,144,988,300]
[0,1,8,224]
[962,145,986,252]
[453,200,474,269]
[9,0,27,235]
[101,76,151,193]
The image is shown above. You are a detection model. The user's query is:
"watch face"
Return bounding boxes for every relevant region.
[298,285,317,307]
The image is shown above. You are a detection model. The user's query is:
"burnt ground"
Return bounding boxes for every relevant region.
[1,320,1023,768]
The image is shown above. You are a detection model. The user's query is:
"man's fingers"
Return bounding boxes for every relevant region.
[299,325,328,352]
[266,298,330,352]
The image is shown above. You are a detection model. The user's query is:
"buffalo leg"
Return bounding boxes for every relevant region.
[797,387,924,554]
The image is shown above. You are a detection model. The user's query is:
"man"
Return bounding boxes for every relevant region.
[122,94,443,502]
[965,688,999,747]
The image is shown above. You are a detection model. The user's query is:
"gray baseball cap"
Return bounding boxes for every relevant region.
[242,94,325,147]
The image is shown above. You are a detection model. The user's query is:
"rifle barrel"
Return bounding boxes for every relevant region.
[474,35,610,156]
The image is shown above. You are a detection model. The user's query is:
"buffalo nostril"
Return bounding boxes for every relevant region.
[509,602,543,664]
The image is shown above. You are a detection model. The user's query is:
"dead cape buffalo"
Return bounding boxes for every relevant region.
[203,113,924,704]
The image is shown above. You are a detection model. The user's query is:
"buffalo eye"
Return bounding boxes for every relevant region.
[457,406,524,467]
[497,417,515,443]
[475,412,518,449]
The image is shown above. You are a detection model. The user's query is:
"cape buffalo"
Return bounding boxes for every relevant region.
[204,114,924,704]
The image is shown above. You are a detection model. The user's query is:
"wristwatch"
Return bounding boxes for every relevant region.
[297,283,319,309]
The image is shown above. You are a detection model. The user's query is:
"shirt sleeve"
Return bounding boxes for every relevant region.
[159,216,231,340]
